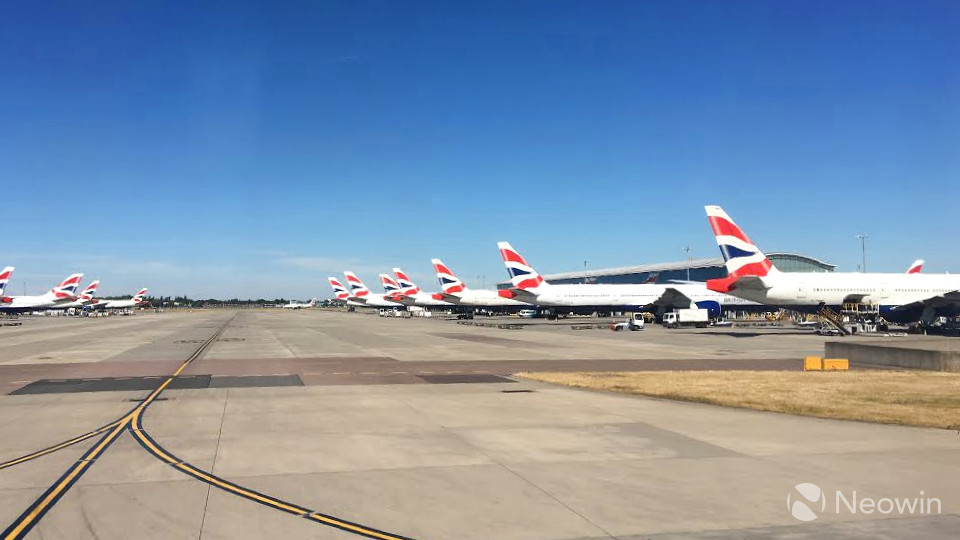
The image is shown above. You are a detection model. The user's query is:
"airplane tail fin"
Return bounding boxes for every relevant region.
[431,259,467,294]
[50,273,84,300]
[308,298,318,307]
[704,206,778,292]
[392,268,420,295]
[497,242,549,291]
[132,288,148,303]
[328,277,351,299]
[906,259,924,274]
[343,272,370,297]
[379,273,403,295]
[0,266,13,297]
[78,280,100,302]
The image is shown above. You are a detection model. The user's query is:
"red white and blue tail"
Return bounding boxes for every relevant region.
[906,259,924,274]
[51,273,84,300]
[132,288,148,303]
[78,280,100,303]
[431,259,467,294]
[343,271,370,297]
[379,274,403,294]
[497,242,547,291]
[392,268,420,295]
[704,206,777,292]
[0,266,14,297]
[328,277,351,300]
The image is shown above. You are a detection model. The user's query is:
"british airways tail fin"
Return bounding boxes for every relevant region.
[497,242,548,292]
[328,277,351,299]
[392,268,420,295]
[704,206,778,292]
[431,259,467,294]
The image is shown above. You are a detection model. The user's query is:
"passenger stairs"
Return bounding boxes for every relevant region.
[817,305,850,336]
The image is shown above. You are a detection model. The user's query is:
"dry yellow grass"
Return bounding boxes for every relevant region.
[517,370,960,430]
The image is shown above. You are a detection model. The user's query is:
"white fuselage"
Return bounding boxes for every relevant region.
[447,289,531,307]
[725,272,960,315]
[353,294,401,308]
[527,283,758,311]
[0,292,68,312]
[94,299,140,310]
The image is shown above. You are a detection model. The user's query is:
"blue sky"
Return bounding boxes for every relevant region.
[2,1,958,298]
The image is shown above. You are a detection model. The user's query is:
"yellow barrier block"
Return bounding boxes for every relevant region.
[803,356,823,371]
[822,358,849,371]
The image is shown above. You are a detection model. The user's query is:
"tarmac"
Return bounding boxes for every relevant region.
[0,310,958,539]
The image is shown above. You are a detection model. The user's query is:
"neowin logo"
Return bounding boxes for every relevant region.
[787,483,825,522]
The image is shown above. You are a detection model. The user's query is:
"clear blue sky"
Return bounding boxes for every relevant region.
[2,0,958,298]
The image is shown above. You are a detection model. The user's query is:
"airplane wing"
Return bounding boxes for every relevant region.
[655,287,696,309]
[890,290,960,314]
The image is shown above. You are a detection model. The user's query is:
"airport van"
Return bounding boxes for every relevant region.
[517,309,538,318]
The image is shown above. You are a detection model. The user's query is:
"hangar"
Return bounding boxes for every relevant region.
[497,253,835,288]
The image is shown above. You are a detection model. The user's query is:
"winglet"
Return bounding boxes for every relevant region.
[906,259,924,274]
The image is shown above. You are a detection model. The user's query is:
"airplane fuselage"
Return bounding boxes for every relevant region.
[723,272,960,323]
[525,283,759,316]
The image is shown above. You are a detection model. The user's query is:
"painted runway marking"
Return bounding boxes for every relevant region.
[1,313,417,540]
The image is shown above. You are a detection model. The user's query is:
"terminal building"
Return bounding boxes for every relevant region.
[497,253,835,288]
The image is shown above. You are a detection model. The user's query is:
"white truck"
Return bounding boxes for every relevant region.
[611,313,645,331]
[662,308,709,329]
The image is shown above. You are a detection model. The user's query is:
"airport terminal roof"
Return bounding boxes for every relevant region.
[496,252,836,286]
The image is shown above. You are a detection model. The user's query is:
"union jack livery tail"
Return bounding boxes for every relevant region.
[0,266,13,297]
[704,206,778,292]
[379,273,402,294]
[497,242,547,291]
[343,272,370,297]
[328,277,351,300]
[132,288,148,303]
[392,268,420,295]
[906,259,924,274]
[78,280,100,302]
[431,259,466,294]
[51,273,84,300]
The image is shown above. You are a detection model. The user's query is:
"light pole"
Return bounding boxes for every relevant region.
[856,234,868,272]
[683,246,692,281]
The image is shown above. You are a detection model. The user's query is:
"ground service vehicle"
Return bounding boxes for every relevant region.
[611,313,645,331]
[662,309,709,329]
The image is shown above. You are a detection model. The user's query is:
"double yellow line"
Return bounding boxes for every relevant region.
[2,315,232,540]
[2,313,416,540]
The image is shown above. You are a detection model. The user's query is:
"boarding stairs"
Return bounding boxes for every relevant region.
[817,305,850,336]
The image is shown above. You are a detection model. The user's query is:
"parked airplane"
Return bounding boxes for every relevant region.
[327,277,367,307]
[496,242,758,317]
[89,288,148,311]
[282,298,317,309]
[391,268,454,307]
[342,272,402,307]
[430,258,530,309]
[0,271,85,314]
[907,260,924,274]
[50,280,101,310]
[704,205,960,325]
[379,274,405,300]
